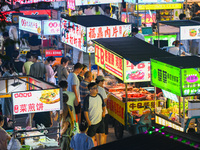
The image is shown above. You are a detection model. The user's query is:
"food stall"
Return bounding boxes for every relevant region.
[18,16,61,55]
[60,15,131,69]
[0,76,62,149]
[151,56,200,133]
[158,20,200,52]
[93,37,175,138]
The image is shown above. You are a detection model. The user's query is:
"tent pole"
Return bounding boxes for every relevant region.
[183,97,185,130]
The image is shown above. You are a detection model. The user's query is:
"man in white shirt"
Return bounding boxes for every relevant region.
[168,40,185,56]
[132,27,145,41]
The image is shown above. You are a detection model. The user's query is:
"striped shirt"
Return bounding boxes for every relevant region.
[80,80,90,108]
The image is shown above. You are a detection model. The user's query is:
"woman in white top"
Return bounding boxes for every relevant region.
[45,56,56,84]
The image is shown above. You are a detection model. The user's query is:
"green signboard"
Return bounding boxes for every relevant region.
[182,68,200,96]
[144,35,177,46]
[151,59,181,96]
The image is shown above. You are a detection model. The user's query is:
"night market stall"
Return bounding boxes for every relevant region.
[93,37,175,139]
[151,56,200,133]
[0,76,62,149]
[60,15,131,69]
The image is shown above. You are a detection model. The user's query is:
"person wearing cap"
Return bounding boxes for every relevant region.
[131,27,145,41]
[96,75,111,144]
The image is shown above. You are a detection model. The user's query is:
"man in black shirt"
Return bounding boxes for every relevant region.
[2,32,16,61]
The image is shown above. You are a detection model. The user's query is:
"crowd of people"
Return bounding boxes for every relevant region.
[0,47,111,150]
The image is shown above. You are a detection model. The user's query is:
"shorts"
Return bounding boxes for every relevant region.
[104,114,109,135]
[87,119,105,137]
[74,103,81,114]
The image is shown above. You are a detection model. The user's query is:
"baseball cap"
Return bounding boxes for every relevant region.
[96,75,105,81]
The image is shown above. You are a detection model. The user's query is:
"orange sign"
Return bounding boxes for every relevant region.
[95,44,123,80]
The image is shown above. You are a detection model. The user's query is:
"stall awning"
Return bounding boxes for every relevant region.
[152,56,200,69]
[93,37,176,62]
[63,15,128,27]
[159,20,200,27]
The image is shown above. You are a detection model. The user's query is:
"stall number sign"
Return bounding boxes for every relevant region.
[124,60,150,83]
[61,18,87,52]
[180,26,200,40]
[128,100,162,115]
[155,115,184,132]
[107,96,125,125]
[43,20,60,35]
[19,16,42,35]
[12,89,60,115]
[95,44,123,80]
[87,25,131,53]
[151,59,181,96]
[45,50,62,57]
[182,68,200,96]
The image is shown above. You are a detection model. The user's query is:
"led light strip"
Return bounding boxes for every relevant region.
[144,126,200,149]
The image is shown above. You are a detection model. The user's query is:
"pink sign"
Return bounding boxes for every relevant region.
[45,50,62,57]
[67,0,75,10]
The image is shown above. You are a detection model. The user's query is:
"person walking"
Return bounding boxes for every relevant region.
[67,63,83,123]
[131,27,145,41]
[78,64,88,83]
[83,82,106,146]
[56,57,69,83]
[96,76,111,144]
[70,121,94,150]
[60,93,74,150]
[29,54,47,81]
[12,50,24,75]
[45,56,56,84]
[23,52,33,75]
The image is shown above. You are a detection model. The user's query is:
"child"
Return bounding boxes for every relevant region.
[70,121,94,150]
[60,93,74,150]
[0,115,11,149]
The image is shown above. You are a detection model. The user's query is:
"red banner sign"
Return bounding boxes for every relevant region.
[45,50,62,57]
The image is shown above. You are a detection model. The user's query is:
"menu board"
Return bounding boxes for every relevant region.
[124,60,150,83]
[180,26,200,40]
[144,35,177,46]
[61,18,87,52]
[76,0,122,6]
[43,20,60,35]
[19,16,42,35]
[13,89,61,115]
[151,59,181,96]
[87,25,131,53]
[182,68,200,96]
[95,44,123,80]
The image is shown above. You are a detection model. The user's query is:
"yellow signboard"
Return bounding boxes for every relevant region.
[107,95,125,125]
[95,44,123,81]
[127,100,163,115]
[155,115,184,132]
[136,3,182,10]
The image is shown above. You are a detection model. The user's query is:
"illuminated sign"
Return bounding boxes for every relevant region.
[124,60,150,83]
[67,0,75,10]
[95,45,123,80]
[162,90,179,102]
[151,59,181,96]
[87,25,131,53]
[61,18,87,52]
[19,16,42,35]
[107,95,125,125]
[2,10,52,23]
[136,3,183,10]
[45,50,62,57]
[6,0,64,5]
[128,100,162,115]
[155,115,184,132]
[125,0,184,3]
[182,68,200,96]
[43,20,60,35]
[180,26,200,40]
[12,89,61,115]
[76,0,122,6]
[144,35,177,46]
